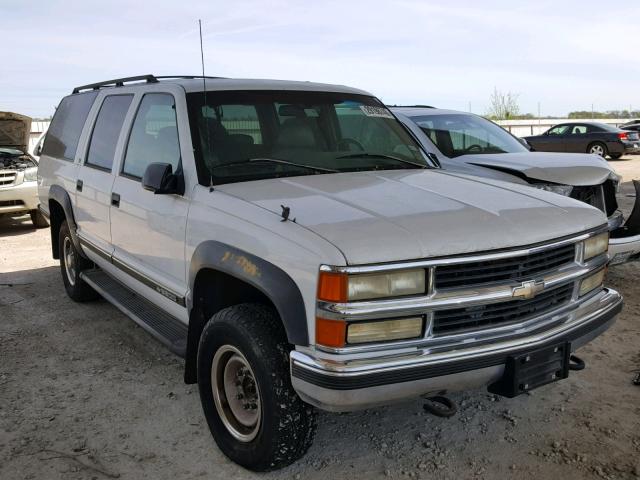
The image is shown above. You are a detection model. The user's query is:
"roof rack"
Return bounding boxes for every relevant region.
[155,75,226,80]
[72,75,159,94]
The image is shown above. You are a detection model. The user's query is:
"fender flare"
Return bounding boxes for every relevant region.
[49,184,86,258]
[188,241,309,346]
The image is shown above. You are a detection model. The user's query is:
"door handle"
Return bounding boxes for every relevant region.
[76,179,83,192]
[111,192,120,208]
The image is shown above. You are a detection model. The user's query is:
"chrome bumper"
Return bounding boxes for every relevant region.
[291,288,622,411]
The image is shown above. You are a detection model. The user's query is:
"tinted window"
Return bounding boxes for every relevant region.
[42,91,98,160]
[86,95,133,170]
[122,94,180,179]
[569,125,587,134]
[548,125,570,135]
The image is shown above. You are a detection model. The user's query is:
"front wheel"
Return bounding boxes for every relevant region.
[197,304,317,471]
[588,142,607,157]
[30,209,49,228]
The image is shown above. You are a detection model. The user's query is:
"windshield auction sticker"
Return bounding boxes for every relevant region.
[360,105,394,119]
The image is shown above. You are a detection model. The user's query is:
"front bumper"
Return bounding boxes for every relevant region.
[291,287,622,411]
[0,180,39,214]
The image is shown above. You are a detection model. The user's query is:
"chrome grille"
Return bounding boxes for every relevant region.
[0,171,16,186]
[433,283,573,335]
[434,243,576,289]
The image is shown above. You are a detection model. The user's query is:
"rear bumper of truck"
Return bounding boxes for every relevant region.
[291,288,622,412]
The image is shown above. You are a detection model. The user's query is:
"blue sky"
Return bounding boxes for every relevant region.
[2,0,639,118]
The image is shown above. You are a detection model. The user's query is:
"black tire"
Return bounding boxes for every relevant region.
[58,220,99,302]
[609,153,623,160]
[30,209,49,228]
[197,303,317,471]
[587,142,608,158]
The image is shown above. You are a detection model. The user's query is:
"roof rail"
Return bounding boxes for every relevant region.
[154,75,226,80]
[390,104,436,109]
[72,75,159,94]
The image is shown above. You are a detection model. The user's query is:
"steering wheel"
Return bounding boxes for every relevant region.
[464,144,483,153]
[337,138,365,152]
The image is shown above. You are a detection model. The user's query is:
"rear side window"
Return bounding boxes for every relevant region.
[85,95,133,171]
[122,93,180,179]
[42,91,98,161]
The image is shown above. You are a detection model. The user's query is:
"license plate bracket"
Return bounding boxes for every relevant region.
[488,342,570,398]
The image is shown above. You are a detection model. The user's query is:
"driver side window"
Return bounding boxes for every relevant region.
[122,93,181,180]
[548,125,570,135]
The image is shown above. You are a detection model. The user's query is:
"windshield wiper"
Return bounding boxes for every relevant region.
[212,157,338,174]
[335,152,429,169]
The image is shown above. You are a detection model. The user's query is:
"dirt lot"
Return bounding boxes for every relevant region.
[1,158,640,480]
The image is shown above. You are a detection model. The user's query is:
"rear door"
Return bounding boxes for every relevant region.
[564,123,590,153]
[110,89,190,316]
[74,94,134,256]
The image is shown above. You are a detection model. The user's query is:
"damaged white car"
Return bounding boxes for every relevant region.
[0,112,48,227]
[393,107,640,265]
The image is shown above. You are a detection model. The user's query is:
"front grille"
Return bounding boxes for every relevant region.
[0,172,16,186]
[435,243,576,289]
[433,283,573,335]
[0,200,25,207]
[571,185,605,212]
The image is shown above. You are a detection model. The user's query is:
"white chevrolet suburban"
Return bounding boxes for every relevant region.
[38,75,623,471]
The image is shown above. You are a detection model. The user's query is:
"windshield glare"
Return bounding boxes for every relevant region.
[410,113,528,158]
[187,91,428,185]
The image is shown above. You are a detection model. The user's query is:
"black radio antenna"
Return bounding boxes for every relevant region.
[198,19,214,191]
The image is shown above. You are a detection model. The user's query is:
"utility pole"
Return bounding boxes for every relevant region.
[468,101,471,113]
[537,102,541,124]
[591,103,594,119]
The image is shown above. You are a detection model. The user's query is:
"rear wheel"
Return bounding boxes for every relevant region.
[588,142,607,157]
[58,220,98,302]
[609,153,623,160]
[197,303,317,471]
[30,209,49,228]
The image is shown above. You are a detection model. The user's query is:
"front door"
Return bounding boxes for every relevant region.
[535,124,570,152]
[110,92,189,309]
[74,94,133,254]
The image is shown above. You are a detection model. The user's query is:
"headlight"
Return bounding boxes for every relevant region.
[532,184,573,196]
[583,232,609,261]
[347,317,423,344]
[318,269,426,302]
[579,268,606,296]
[24,167,38,182]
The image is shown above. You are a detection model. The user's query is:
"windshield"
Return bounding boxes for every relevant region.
[186,91,429,185]
[409,113,528,158]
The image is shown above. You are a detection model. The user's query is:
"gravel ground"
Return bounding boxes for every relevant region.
[1,157,640,480]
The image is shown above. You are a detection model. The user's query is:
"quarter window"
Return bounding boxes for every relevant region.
[41,91,98,161]
[85,95,133,170]
[123,94,180,179]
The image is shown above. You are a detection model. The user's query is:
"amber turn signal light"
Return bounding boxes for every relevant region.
[317,271,348,302]
[316,317,347,348]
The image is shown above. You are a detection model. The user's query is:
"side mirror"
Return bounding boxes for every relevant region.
[517,137,532,150]
[142,162,184,195]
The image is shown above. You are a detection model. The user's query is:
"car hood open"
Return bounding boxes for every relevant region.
[219,169,606,265]
[0,112,32,153]
[459,152,613,186]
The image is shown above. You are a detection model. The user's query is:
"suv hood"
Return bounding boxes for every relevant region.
[0,112,32,152]
[219,170,606,265]
[458,152,612,186]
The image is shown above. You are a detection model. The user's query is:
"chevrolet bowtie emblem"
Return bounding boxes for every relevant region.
[512,280,545,300]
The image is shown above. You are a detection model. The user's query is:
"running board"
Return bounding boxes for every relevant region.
[80,269,187,357]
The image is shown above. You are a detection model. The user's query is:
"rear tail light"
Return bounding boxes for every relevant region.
[618,132,628,140]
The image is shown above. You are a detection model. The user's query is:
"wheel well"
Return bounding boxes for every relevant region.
[48,199,66,259]
[183,268,278,384]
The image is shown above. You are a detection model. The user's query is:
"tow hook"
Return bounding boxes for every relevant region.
[422,395,458,418]
[568,354,586,371]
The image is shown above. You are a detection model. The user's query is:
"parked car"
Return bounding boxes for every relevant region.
[621,122,640,134]
[392,107,640,265]
[38,75,622,471]
[0,112,49,227]
[521,121,640,159]
[620,119,640,127]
